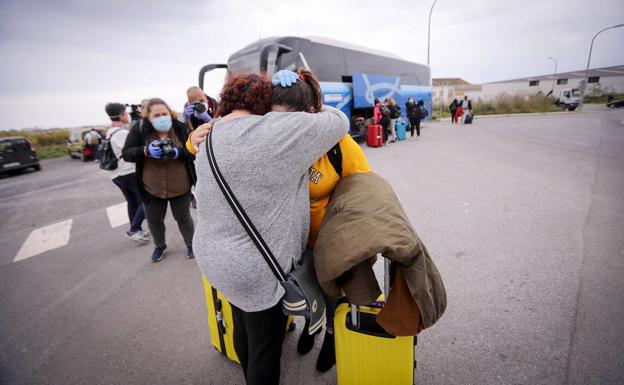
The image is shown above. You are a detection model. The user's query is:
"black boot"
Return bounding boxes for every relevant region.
[297,319,318,355]
[315,330,336,372]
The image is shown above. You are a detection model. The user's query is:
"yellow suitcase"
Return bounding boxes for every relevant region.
[334,259,417,385]
[202,276,295,364]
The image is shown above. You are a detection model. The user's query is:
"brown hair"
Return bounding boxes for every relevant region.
[271,69,322,112]
[145,98,177,120]
[216,73,272,117]
[387,98,396,106]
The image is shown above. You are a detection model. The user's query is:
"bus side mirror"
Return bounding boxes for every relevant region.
[259,43,292,73]
[199,64,228,90]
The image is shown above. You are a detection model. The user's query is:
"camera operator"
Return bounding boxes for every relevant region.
[104,103,148,243]
[122,98,196,263]
[182,86,218,131]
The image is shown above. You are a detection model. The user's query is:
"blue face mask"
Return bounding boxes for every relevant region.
[152,116,172,132]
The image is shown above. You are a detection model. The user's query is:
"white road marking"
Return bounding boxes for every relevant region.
[106,202,129,228]
[14,219,73,262]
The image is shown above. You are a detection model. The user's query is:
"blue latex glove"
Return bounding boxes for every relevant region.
[272,70,299,87]
[148,140,163,158]
[194,108,211,122]
[183,103,195,120]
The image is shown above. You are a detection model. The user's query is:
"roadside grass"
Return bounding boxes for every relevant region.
[37,144,70,160]
[584,92,624,104]
[432,94,560,119]
[1,129,71,160]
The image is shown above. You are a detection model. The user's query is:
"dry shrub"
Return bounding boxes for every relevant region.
[0,129,70,146]
[473,93,560,115]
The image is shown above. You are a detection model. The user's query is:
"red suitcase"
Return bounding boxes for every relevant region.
[367,124,383,147]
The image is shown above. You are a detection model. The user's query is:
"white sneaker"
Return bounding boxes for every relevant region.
[126,230,148,243]
[139,229,150,238]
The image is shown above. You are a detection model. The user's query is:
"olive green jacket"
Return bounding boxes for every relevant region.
[314,172,447,329]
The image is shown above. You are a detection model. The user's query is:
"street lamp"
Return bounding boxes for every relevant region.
[547,56,557,95]
[579,23,624,110]
[427,0,438,66]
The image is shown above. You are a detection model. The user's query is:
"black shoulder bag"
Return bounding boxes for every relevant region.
[206,126,326,334]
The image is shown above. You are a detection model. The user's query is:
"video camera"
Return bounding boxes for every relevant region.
[126,103,142,121]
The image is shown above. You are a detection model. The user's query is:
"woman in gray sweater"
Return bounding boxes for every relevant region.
[192,71,349,385]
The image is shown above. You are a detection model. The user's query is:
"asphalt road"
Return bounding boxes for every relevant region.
[1,107,623,385]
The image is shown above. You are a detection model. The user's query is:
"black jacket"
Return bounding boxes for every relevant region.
[405,102,420,120]
[122,118,196,201]
[389,104,401,119]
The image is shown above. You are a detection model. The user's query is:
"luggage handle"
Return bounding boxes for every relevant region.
[350,255,390,328]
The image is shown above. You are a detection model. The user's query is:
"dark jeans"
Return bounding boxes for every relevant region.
[112,173,144,233]
[409,117,421,137]
[450,109,457,123]
[143,192,194,248]
[231,302,288,385]
[325,296,338,333]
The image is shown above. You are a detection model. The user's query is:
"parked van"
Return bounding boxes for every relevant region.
[0,136,41,175]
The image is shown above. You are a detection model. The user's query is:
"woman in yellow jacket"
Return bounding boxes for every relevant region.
[187,69,371,372]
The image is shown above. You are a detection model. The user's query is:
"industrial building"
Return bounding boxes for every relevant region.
[433,65,624,104]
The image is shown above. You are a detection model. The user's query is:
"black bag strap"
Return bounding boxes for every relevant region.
[107,128,124,159]
[326,142,342,177]
[206,127,288,282]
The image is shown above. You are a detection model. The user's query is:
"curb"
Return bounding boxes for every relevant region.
[432,110,577,122]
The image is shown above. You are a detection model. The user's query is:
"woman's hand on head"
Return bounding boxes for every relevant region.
[191,122,213,152]
[272,70,299,88]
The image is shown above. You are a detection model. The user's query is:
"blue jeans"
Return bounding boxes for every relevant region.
[112,173,145,233]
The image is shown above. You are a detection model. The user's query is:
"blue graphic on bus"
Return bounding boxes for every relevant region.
[353,73,402,108]
[320,73,432,129]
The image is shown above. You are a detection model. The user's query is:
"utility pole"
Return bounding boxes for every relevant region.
[547,57,557,95]
[427,0,438,66]
[579,23,624,111]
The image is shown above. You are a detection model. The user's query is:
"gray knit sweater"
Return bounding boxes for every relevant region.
[193,106,349,312]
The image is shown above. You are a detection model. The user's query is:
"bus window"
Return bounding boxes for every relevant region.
[301,44,347,82]
[229,52,260,74]
[277,51,300,72]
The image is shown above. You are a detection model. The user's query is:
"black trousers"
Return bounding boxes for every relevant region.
[143,192,194,248]
[231,302,288,385]
[409,117,421,137]
[380,117,391,142]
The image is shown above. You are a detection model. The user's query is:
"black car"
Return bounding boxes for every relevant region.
[607,98,624,109]
[0,136,41,175]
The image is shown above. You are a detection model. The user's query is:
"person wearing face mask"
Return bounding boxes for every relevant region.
[105,102,149,243]
[122,98,196,263]
[183,86,219,131]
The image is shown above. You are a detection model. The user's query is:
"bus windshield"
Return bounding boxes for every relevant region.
[200,36,433,138]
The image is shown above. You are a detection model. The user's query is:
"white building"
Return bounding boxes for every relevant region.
[432,78,482,105]
[434,65,624,104]
[479,65,624,100]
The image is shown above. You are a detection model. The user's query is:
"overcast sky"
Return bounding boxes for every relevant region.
[0,0,623,130]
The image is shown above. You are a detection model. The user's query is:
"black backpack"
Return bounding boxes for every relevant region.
[98,129,122,170]
[389,105,401,119]
[379,104,390,117]
[419,106,429,119]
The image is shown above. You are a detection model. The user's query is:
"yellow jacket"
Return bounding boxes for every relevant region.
[308,134,371,247]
